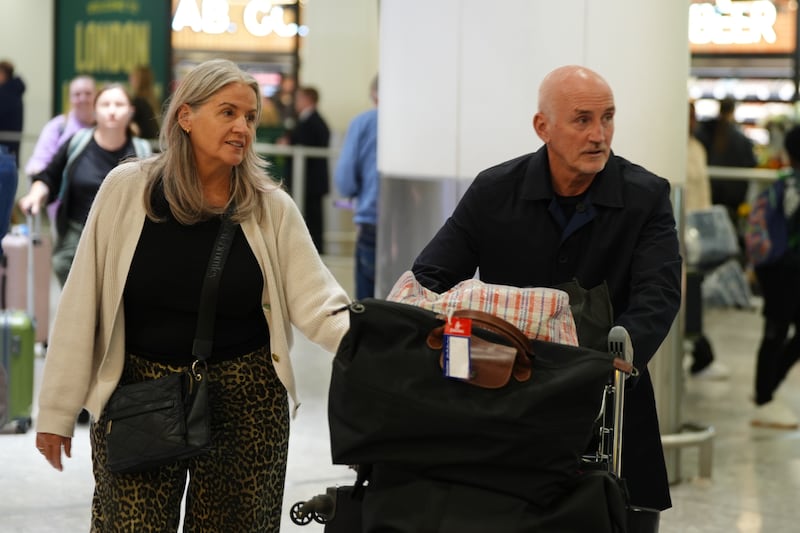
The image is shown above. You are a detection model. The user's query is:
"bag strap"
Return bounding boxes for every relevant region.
[192,204,238,360]
[132,136,153,158]
[58,127,95,201]
[428,309,534,383]
[450,309,532,358]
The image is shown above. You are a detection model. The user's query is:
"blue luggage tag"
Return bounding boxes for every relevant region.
[443,316,471,379]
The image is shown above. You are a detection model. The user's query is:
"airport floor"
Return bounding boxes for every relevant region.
[1,254,799,532]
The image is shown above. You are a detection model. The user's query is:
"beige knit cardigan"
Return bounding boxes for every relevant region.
[36,160,351,438]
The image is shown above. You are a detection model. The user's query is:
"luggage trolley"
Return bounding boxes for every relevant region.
[291,319,642,532]
[584,326,634,478]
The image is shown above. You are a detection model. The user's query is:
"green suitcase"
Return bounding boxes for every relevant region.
[0,309,34,433]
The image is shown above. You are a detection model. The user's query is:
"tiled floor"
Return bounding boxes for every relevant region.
[1,256,799,532]
[660,303,800,533]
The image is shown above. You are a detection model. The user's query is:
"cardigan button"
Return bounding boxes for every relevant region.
[271,353,280,362]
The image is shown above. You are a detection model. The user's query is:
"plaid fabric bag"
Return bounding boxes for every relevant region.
[387,270,579,346]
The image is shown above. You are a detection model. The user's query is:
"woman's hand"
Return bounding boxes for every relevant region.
[36,432,72,471]
[17,181,50,215]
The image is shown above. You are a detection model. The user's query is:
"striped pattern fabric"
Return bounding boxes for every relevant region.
[387,271,579,346]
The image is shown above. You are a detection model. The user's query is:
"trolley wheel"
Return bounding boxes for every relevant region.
[289,501,315,525]
[313,513,330,524]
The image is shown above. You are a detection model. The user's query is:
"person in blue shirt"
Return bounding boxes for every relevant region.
[335,75,379,299]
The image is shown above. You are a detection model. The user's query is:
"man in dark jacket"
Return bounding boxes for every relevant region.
[282,86,330,253]
[411,65,681,527]
[0,60,25,166]
[694,97,758,245]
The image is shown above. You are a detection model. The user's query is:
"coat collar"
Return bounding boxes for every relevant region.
[521,147,625,208]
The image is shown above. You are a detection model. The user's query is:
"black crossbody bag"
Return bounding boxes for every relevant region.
[105,209,238,474]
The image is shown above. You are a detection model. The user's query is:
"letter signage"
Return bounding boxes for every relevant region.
[171,0,307,53]
[689,0,796,54]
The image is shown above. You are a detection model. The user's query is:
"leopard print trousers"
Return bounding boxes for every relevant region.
[90,346,289,532]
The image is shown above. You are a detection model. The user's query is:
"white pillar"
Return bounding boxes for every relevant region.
[379,0,689,183]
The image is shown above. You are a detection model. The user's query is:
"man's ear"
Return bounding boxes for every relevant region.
[533,112,549,143]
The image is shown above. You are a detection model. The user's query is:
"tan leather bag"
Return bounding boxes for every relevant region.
[427,309,532,389]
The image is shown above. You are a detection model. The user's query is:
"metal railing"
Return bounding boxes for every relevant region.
[0,131,29,144]
[707,165,781,183]
[707,165,781,206]
[253,142,339,215]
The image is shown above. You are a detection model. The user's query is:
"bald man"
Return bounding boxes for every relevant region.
[409,65,680,528]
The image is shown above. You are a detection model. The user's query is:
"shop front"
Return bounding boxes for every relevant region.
[54,1,305,141]
[171,0,304,140]
[689,0,800,165]
[55,0,172,119]
[170,0,310,186]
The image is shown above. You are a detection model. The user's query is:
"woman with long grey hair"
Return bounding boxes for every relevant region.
[34,59,350,532]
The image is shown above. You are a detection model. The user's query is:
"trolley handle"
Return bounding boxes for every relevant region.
[608,325,637,376]
[608,325,634,478]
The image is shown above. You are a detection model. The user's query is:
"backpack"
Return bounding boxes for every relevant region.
[744,175,790,267]
[57,127,153,201]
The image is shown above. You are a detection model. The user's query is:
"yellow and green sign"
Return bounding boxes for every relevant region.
[55,0,171,114]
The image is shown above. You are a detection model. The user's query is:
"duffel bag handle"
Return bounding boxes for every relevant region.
[427,309,533,388]
[451,309,532,356]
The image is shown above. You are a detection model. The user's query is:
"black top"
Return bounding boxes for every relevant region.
[694,119,757,168]
[35,135,136,231]
[554,192,588,225]
[67,138,134,225]
[0,76,25,162]
[124,202,269,365]
[285,109,330,195]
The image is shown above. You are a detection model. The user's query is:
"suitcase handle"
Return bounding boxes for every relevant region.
[27,212,42,246]
[450,309,532,357]
[25,213,38,319]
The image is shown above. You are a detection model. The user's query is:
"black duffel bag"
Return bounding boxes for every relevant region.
[328,298,621,507]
